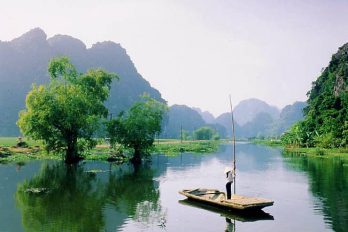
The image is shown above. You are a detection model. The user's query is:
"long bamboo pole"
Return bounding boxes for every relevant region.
[229,95,236,194]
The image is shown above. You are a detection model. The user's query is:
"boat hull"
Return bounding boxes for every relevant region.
[179,188,274,211]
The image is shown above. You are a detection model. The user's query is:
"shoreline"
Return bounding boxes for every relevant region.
[250,139,348,158]
[0,138,221,164]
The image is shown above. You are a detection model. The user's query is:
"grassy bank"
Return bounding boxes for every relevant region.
[250,138,282,147]
[250,138,348,158]
[153,139,220,155]
[0,137,42,147]
[0,137,220,163]
[283,146,348,158]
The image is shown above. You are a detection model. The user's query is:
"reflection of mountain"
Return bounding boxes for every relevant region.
[283,153,348,232]
[15,162,164,231]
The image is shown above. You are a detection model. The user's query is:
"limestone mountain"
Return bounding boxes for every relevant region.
[162,105,226,139]
[0,28,164,135]
[268,101,307,136]
[284,43,348,147]
[214,99,305,138]
[233,98,280,126]
[192,107,215,124]
[161,105,206,138]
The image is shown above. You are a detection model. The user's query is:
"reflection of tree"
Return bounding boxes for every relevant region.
[15,162,164,231]
[16,162,105,231]
[283,152,348,232]
[105,163,165,224]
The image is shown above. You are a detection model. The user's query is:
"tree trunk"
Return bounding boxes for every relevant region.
[131,148,142,164]
[65,135,80,164]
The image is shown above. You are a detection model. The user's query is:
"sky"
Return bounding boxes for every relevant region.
[1,0,348,116]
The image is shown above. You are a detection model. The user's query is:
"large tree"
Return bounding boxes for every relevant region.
[17,57,117,163]
[106,96,167,164]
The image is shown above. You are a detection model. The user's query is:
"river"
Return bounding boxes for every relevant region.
[0,143,347,231]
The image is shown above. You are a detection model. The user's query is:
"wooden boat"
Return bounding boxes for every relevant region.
[179,199,274,222]
[179,188,274,211]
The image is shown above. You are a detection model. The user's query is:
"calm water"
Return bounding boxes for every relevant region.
[0,143,347,232]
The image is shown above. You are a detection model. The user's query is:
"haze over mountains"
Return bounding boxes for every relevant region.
[0,28,306,138]
[194,99,307,138]
[0,28,163,135]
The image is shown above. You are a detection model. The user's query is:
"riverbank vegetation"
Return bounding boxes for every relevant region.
[153,140,220,155]
[0,137,221,163]
[283,146,348,158]
[250,138,282,147]
[250,137,348,157]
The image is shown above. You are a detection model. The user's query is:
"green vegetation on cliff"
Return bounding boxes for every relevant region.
[282,43,348,148]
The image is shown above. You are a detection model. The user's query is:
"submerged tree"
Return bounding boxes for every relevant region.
[106,95,167,164]
[17,57,117,163]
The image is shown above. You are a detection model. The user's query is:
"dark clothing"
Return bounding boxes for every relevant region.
[226,181,232,199]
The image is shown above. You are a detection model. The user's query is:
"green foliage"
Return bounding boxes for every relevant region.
[193,126,219,140]
[153,140,220,156]
[17,57,117,163]
[251,138,282,147]
[281,122,307,147]
[181,130,192,140]
[106,96,167,163]
[282,43,348,148]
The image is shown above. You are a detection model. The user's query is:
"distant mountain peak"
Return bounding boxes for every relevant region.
[192,107,215,124]
[11,27,47,48]
[0,28,164,136]
[233,98,279,126]
[48,34,86,50]
[92,41,121,48]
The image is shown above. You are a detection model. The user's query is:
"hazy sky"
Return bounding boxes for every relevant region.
[1,0,348,116]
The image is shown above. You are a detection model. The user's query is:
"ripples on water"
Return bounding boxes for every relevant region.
[0,143,347,231]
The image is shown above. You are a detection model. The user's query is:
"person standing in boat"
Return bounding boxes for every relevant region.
[224,167,234,199]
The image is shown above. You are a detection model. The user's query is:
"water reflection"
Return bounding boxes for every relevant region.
[15,162,164,231]
[5,143,346,231]
[105,163,166,227]
[225,218,235,232]
[283,152,348,232]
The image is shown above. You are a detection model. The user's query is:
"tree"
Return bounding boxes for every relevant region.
[106,96,167,164]
[193,126,218,140]
[17,57,117,163]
